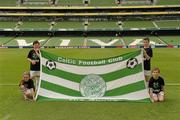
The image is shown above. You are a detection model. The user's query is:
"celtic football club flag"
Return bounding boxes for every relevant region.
[35,50,151,102]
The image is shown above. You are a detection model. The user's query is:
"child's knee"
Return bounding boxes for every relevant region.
[152,95,158,102]
[159,97,164,102]
[25,93,33,99]
[24,90,32,96]
[158,92,165,102]
[153,98,159,102]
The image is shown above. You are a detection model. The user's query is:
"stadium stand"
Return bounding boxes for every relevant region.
[0,0,179,48]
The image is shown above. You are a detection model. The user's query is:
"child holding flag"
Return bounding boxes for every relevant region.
[27,40,40,91]
[148,67,165,102]
[142,37,153,82]
[19,72,35,101]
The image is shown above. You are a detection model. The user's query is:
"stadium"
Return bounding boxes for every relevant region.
[0,0,180,120]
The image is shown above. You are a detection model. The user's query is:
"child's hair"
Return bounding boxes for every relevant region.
[143,37,150,42]
[23,71,30,77]
[151,67,160,73]
[19,72,30,86]
[33,40,40,45]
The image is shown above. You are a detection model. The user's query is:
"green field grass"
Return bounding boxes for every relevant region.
[0,48,180,120]
[0,48,179,84]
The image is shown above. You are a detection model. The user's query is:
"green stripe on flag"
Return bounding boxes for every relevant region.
[42,63,142,83]
[42,65,84,83]
[40,79,146,97]
[102,64,142,82]
[41,80,82,97]
[104,81,146,96]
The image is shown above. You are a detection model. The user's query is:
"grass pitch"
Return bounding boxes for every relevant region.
[0,48,180,120]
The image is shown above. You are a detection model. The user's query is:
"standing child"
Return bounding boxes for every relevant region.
[19,72,35,101]
[142,37,153,82]
[27,40,40,91]
[148,67,165,102]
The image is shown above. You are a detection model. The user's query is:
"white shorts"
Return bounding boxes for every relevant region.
[144,70,151,76]
[25,89,33,95]
[152,91,165,96]
[30,71,40,78]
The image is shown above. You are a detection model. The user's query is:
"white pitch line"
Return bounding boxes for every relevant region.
[120,38,126,46]
[2,114,11,120]
[152,21,159,29]
[166,83,180,86]
[83,38,87,46]
[157,37,167,45]
[0,84,18,86]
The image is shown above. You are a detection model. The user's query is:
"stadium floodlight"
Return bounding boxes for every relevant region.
[117,21,123,30]
[83,0,90,6]
[83,32,88,37]
[49,0,57,6]
[49,21,56,27]
[17,21,23,26]
[49,21,56,30]
[149,0,157,5]
[17,0,24,6]
[83,20,89,31]
[116,32,121,37]
[14,21,23,30]
[115,0,122,5]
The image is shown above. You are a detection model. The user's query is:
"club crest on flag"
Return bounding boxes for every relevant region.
[126,58,138,69]
[80,74,106,97]
[46,60,56,70]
